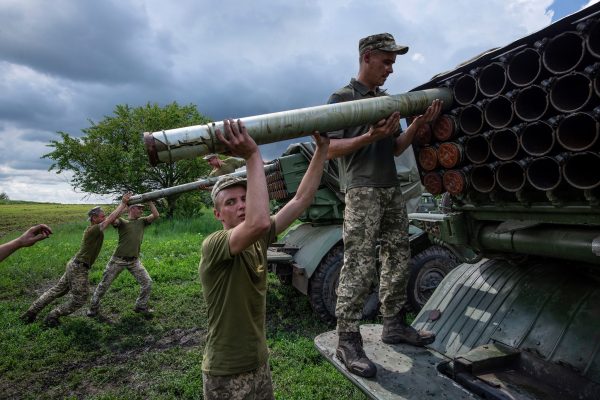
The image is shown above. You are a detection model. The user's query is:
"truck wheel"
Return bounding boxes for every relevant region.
[308,245,379,324]
[407,245,458,311]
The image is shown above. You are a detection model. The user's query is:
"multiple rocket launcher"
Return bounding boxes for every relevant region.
[140,14,600,209]
[416,16,600,206]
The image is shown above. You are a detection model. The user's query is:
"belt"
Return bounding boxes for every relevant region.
[73,260,90,269]
[116,256,138,261]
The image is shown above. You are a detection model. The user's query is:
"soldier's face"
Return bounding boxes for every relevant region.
[128,206,143,219]
[91,212,105,224]
[364,50,396,87]
[214,185,247,229]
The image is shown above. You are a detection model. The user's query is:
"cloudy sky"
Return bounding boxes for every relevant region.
[0,0,597,204]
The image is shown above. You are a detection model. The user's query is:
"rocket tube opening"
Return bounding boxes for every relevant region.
[454,74,478,105]
[418,146,438,171]
[478,62,507,97]
[490,129,519,160]
[563,152,600,189]
[414,123,433,146]
[443,169,467,196]
[465,134,491,164]
[484,95,514,129]
[586,19,600,58]
[556,112,599,151]
[459,105,484,135]
[526,157,561,190]
[549,72,592,113]
[496,161,526,192]
[437,142,463,169]
[432,115,456,141]
[520,121,555,156]
[508,48,542,87]
[514,85,548,122]
[471,164,496,193]
[423,171,443,195]
[542,31,586,74]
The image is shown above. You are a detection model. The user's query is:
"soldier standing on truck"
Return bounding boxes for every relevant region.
[327,33,442,378]
[20,193,131,326]
[199,119,329,399]
[87,200,159,318]
[204,153,246,177]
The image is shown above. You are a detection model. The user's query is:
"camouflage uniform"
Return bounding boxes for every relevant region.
[329,74,412,334]
[89,256,152,312]
[88,216,154,314]
[26,259,90,319]
[336,186,410,333]
[202,362,274,400]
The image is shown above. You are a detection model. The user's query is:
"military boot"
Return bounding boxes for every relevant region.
[336,332,377,378]
[43,314,60,328]
[381,309,435,346]
[20,310,37,324]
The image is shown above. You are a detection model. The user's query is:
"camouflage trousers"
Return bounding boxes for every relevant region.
[89,256,152,312]
[202,362,274,400]
[26,259,89,318]
[336,186,410,333]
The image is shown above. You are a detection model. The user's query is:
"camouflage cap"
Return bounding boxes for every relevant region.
[359,33,408,55]
[129,203,145,209]
[87,206,104,221]
[211,175,247,205]
[203,154,218,160]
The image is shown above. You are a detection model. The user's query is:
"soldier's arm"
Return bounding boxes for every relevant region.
[99,192,131,231]
[275,133,329,234]
[146,201,160,223]
[327,112,401,159]
[0,224,52,262]
[220,120,271,255]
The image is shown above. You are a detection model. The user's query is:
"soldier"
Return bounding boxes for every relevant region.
[87,200,159,318]
[200,119,328,400]
[327,33,442,377]
[0,224,52,262]
[20,194,131,326]
[204,153,246,177]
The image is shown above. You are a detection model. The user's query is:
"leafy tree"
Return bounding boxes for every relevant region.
[0,192,9,201]
[44,102,213,217]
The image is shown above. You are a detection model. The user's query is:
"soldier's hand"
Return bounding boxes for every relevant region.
[18,224,52,247]
[121,192,132,205]
[312,131,330,149]
[216,119,258,160]
[412,99,443,128]
[367,112,400,142]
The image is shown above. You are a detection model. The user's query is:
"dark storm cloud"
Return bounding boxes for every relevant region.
[0,0,173,85]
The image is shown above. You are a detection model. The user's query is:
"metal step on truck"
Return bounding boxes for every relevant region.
[313,4,600,400]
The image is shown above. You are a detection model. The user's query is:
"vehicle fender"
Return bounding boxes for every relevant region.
[277,223,342,293]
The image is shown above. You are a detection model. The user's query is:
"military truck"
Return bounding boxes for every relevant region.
[314,4,600,400]
[264,141,462,321]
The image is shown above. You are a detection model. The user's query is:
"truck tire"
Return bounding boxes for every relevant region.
[308,245,379,324]
[407,245,458,311]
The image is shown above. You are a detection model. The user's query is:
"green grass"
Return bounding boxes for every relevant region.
[0,205,366,399]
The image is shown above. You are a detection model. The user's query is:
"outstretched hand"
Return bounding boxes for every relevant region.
[215,119,258,160]
[19,224,52,247]
[412,99,443,128]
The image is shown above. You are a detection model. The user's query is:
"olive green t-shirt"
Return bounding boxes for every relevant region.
[74,224,104,266]
[112,217,152,258]
[208,157,246,178]
[328,78,400,192]
[199,218,277,376]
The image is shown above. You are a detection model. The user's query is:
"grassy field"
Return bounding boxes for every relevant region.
[0,204,366,399]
